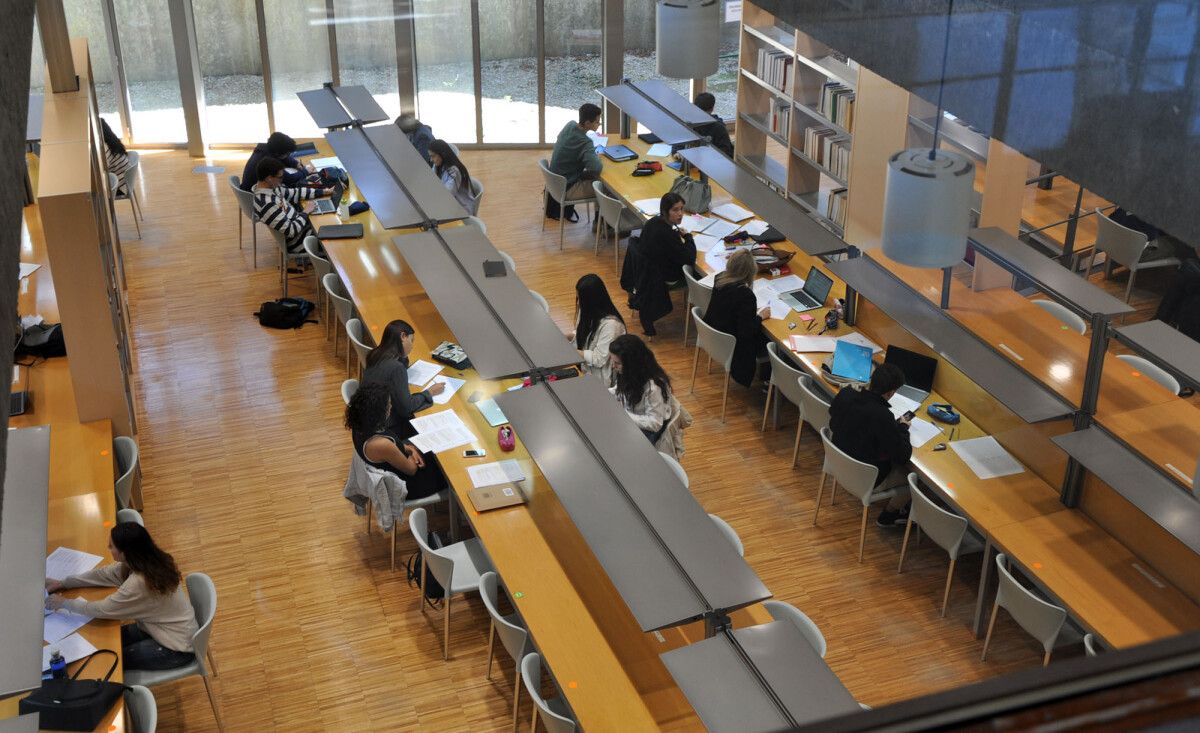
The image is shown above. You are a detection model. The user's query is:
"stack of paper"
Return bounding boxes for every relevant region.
[693,233,723,253]
[44,609,93,644]
[407,359,444,387]
[408,410,477,454]
[646,142,673,157]
[949,436,1025,479]
[835,333,882,354]
[711,203,754,222]
[788,335,837,353]
[703,219,741,239]
[704,246,731,274]
[466,459,526,489]
[309,156,342,169]
[46,547,102,580]
[887,393,922,420]
[633,198,661,216]
[680,214,719,234]
[429,375,466,405]
[764,274,804,293]
[42,633,97,671]
[907,417,942,448]
[742,220,771,237]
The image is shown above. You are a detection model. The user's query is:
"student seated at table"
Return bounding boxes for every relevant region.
[621,192,699,336]
[396,113,435,165]
[567,274,626,385]
[100,119,134,196]
[45,522,199,671]
[608,334,691,457]
[429,139,476,215]
[240,131,313,191]
[362,319,446,439]
[549,102,604,220]
[704,248,770,387]
[828,363,913,527]
[693,92,734,158]
[251,158,334,253]
[345,381,446,500]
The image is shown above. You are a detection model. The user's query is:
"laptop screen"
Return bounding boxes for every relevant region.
[883,345,937,392]
[830,341,873,383]
[802,267,834,306]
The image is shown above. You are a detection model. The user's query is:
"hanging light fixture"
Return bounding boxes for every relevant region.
[656,0,720,79]
[880,0,974,269]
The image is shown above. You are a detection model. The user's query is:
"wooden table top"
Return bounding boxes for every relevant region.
[1099,400,1200,491]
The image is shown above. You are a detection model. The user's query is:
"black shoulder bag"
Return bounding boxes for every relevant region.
[20,650,125,731]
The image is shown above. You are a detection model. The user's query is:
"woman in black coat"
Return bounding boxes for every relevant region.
[625,192,697,336]
[703,248,769,387]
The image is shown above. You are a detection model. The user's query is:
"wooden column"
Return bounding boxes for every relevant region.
[166,0,206,156]
[36,0,78,93]
[842,68,909,252]
[601,0,624,135]
[972,138,1034,290]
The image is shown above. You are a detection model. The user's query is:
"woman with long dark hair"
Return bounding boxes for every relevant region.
[608,334,674,443]
[345,381,445,500]
[429,139,476,214]
[46,522,199,671]
[567,274,626,384]
[704,248,770,387]
[362,319,445,437]
[626,191,698,336]
[100,118,134,196]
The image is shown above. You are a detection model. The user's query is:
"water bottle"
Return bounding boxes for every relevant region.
[49,649,66,679]
[337,197,350,220]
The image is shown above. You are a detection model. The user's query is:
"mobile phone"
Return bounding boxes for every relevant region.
[463,449,486,458]
[900,410,915,421]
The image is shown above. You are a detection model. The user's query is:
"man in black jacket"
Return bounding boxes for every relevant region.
[693,92,734,158]
[240,132,311,191]
[828,363,913,526]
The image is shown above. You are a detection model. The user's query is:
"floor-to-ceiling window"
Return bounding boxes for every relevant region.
[194,0,270,144]
[479,0,540,143]
[545,0,603,141]
[337,0,402,122]
[113,0,187,143]
[414,0,476,142]
[264,0,332,138]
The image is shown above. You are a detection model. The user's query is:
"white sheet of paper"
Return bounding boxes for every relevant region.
[693,233,722,253]
[949,436,1025,479]
[768,299,790,320]
[888,393,922,420]
[907,417,943,449]
[703,219,741,239]
[429,376,466,405]
[406,359,444,387]
[835,332,883,355]
[45,547,103,581]
[742,219,770,237]
[42,632,97,671]
[751,279,774,310]
[646,142,673,157]
[19,263,41,279]
[586,131,609,150]
[680,214,718,234]
[765,274,804,294]
[788,335,837,352]
[308,156,341,169]
[634,198,661,216]
[466,459,526,489]
[409,409,467,434]
[711,203,754,222]
[44,608,93,644]
[704,246,730,274]
[408,425,477,454]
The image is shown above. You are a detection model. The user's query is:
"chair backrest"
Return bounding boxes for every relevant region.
[124,685,158,733]
[520,653,577,733]
[763,600,827,658]
[113,436,139,510]
[906,474,970,558]
[408,507,455,591]
[681,265,714,313]
[108,171,120,198]
[530,290,550,314]
[479,572,530,662]
[1083,633,1098,657]
[796,375,831,433]
[341,378,359,406]
[1094,208,1150,268]
[690,306,736,370]
[345,319,373,366]
[303,235,333,280]
[1116,354,1181,395]
[765,342,808,407]
[465,215,487,234]
[228,176,257,221]
[116,508,145,526]
[184,572,218,673]
[592,181,628,229]
[818,426,879,503]
[498,250,516,272]
[323,273,354,323]
[468,177,483,215]
[538,159,568,202]
[993,553,1067,654]
[124,150,140,190]
[658,451,688,488]
[708,513,744,557]
[1031,300,1086,335]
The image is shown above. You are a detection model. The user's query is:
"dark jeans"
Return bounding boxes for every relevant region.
[121,624,195,672]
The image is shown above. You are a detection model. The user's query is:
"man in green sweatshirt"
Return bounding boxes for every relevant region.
[549,103,604,220]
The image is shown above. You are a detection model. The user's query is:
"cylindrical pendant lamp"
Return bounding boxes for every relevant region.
[880,148,975,269]
[656,0,720,79]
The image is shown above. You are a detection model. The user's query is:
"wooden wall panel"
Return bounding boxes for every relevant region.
[973,139,1034,291]
[842,68,909,252]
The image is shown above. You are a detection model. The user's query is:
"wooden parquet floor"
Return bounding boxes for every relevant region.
[101,147,1131,732]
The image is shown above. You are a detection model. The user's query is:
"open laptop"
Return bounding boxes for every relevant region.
[830,341,873,384]
[778,266,834,313]
[310,182,344,214]
[884,345,937,403]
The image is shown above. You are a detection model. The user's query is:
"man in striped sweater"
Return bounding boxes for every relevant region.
[251,158,334,253]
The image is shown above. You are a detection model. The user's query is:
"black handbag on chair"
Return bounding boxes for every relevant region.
[20,650,125,731]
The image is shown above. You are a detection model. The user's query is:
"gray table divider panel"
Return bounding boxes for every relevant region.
[27,94,43,143]
[829,256,1074,423]
[0,426,52,698]
[391,231,534,379]
[678,146,847,256]
[1053,428,1200,554]
[494,383,711,632]
[544,377,770,616]
[968,227,1133,317]
[628,79,715,126]
[298,87,352,129]
[332,85,389,124]
[363,125,468,224]
[0,714,39,733]
[598,84,701,147]
[661,621,859,733]
[326,128,427,230]
[1115,320,1200,389]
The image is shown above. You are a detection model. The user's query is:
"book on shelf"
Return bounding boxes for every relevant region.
[801,126,850,180]
[817,82,856,130]
[826,187,848,228]
[756,48,793,94]
[769,99,791,136]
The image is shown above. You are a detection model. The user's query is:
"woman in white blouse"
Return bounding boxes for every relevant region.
[608,334,675,443]
[567,274,626,385]
[429,139,477,214]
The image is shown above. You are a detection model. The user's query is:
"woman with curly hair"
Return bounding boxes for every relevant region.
[608,334,675,443]
[345,381,445,500]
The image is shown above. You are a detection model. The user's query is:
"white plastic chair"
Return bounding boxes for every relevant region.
[351,452,448,571]
[530,290,550,314]
[982,553,1068,667]
[125,573,225,732]
[659,451,688,488]
[124,685,157,733]
[898,474,984,617]
[466,215,487,234]
[497,250,516,272]
[323,273,354,357]
[114,436,139,511]
[538,158,593,250]
[267,227,309,299]
[108,172,139,240]
[345,318,373,378]
[341,378,359,406]
[681,266,714,346]
[1116,354,1181,395]
[592,180,640,268]
[763,600,827,658]
[303,235,332,315]
[1084,633,1099,657]
[1031,300,1086,335]
[116,508,144,526]
[1089,209,1179,303]
[762,343,813,466]
[708,513,744,557]
[409,507,494,660]
[813,426,899,562]
[690,306,737,422]
[468,176,483,216]
[520,653,577,733]
[229,175,260,266]
[796,376,832,469]
[479,571,531,731]
[111,152,142,237]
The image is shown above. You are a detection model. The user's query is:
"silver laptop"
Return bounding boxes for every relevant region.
[779,266,834,313]
[310,182,344,214]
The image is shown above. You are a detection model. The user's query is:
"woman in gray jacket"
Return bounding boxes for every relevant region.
[566,274,626,385]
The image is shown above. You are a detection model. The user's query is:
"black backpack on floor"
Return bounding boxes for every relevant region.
[255,298,316,329]
[405,530,446,607]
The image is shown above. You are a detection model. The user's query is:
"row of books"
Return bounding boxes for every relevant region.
[756,48,793,93]
[817,82,855,130]
[768,99,791,136]
[801,126,851,180]
[826,187,848,229]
